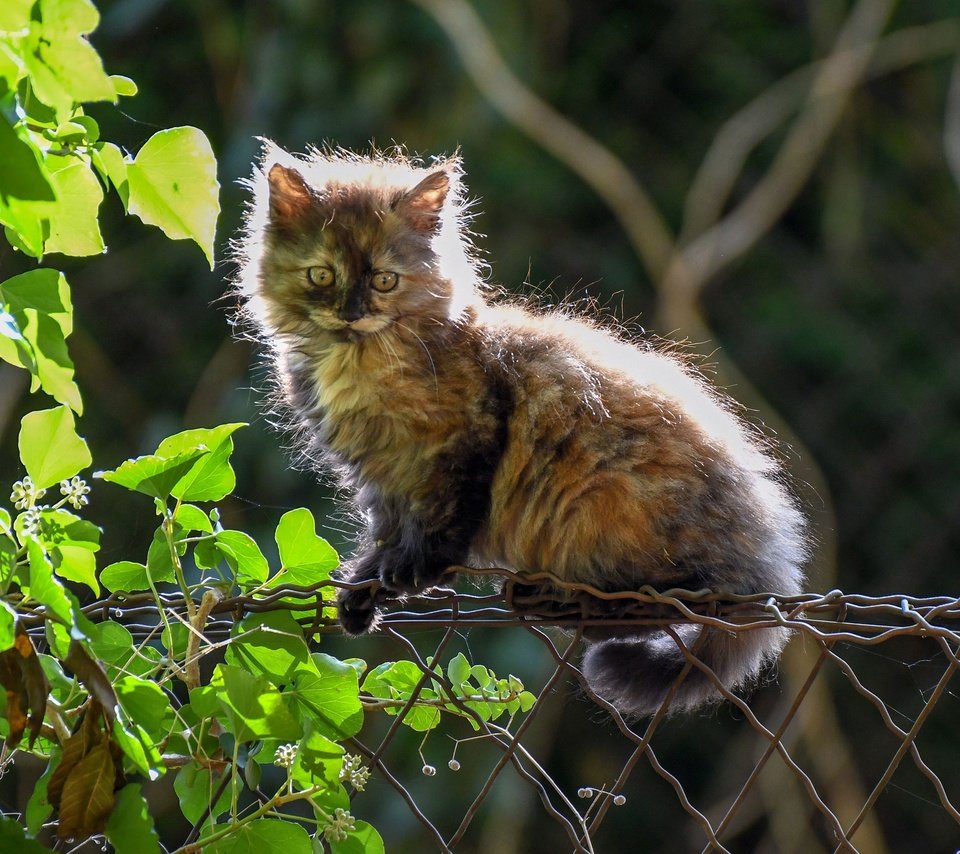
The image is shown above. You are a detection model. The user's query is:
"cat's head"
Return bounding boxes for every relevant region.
[237,144,481,344]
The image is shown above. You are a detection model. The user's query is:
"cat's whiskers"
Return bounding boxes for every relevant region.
[395,320,440,405]
[372,328,404,382]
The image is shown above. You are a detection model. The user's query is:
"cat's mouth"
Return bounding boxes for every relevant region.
[314,314,392,341]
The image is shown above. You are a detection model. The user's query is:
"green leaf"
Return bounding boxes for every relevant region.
[26,538,74,624]
[126,127,220,268]
[0,536,17,587]
[146,533,177,584]
[291,729,343,791]
[0,269,80,412]
[100,560,149,593]
[87,620,161,679]
[447,652,471,688]
[105,784,161,854]
[0,601,15,650]
[54,543,98,594]
[214,665,301,743]
[174,763,231,826]
[215,529,268,586]
[175,503,213,533]
[225,611,311,685]
[0,816,55,853]
[110,74,138,97]
[0,116,56,204]
[362,660,440,732]
[112,715,164,780]
[37,508,100,551]
[91,141,128,205]
[276,507,339,570]
[156,423,245,502]
[18,404,90,490]
[26,754,59,835]
[205,819,312,854]
[43,156,105,256]
[115,674,171,737]
[96,447,210,501]
[286,653,363,741]
[50,120,89,142]
[88,621,135,670]
[23,0,116,113]
[331,821,386,854]
[0,0,35,31]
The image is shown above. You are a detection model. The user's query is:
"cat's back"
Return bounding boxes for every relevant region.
[476,301,752,460]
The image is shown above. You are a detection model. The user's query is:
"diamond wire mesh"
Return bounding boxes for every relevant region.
[23,570,960,852]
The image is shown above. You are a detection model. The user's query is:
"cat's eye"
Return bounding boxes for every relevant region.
[307,266,335,288]
[371,270,399,293]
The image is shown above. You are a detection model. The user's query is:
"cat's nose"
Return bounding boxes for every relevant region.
[338,305,364,323]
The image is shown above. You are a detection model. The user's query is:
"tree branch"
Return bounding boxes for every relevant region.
[408,0,675,281]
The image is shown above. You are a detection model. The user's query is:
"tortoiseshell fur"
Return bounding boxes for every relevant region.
[235,145,807,717]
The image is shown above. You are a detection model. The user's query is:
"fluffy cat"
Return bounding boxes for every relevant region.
[234,144,807,717]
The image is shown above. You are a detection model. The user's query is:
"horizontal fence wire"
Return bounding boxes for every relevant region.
[20,567,960,852]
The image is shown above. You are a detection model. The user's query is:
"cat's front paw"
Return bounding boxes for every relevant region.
[379,560,446,595]
[337,586,380,635]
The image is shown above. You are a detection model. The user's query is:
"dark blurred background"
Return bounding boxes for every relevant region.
[1,1,959,851]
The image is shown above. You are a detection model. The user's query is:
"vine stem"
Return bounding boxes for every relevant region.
[164,503,197,621]
[172,783,326,853]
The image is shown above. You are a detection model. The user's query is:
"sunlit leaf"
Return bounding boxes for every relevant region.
[100,560,149,593]
[54,544,98,594]
[331,821,386,854]
[110,74,137,97]
[127,127,220,268]
[18,405,90,490]
[214,529,268,586]
[175,503,213,534]
[225,611,312,685]
[97,447,209,501]
[447,652,471,688]
[26,539,74,624]
[111,714,163,780]
[286,653,363,741]
[205,819,312,854]
[44,157,105,256]
[23,0,116,113]
[276,508,339,572]
[0,0,35,31]
[155,423,244,502]
[90,141,128,205]
[290,729,343,791]
[214,665,301,743]
[0,269,79,410]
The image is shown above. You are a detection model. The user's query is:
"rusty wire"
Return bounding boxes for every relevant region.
[25,566,960,851]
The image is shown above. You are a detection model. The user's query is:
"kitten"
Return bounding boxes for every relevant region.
[235,144,807,717]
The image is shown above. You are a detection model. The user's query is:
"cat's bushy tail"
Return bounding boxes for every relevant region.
[580,621,790,718]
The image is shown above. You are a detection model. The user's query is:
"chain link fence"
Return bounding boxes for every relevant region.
[24,570,959,852]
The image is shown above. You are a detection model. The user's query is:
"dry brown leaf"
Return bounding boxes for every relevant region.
[57,738,116,839]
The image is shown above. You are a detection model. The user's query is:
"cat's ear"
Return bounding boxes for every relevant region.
[394,170,450,234]
[267,164,313,223]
